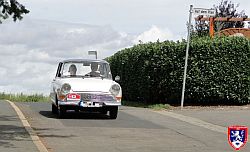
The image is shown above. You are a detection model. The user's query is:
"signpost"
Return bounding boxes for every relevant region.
[88,51,97,59]
[181,5,193,110]
[181,6,215,110]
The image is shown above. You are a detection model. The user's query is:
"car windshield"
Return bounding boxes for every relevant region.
[61,61,112,79]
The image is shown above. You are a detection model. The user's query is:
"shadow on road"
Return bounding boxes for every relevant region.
[31,127,77,139]
[39,111,111,120]
[39,111,57,118]
[0,115,18,121]
[0,125,30,148]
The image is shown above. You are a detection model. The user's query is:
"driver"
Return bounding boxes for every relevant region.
[90,62,100,77]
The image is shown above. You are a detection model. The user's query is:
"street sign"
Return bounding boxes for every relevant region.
[88,51,97,55]
[181,6,216,109]
[193,8,216,17]
[88,51,97,59]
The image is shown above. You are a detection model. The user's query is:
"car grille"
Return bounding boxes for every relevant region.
[80,93,115,102]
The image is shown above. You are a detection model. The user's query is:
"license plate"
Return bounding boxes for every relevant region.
[94,103,100,107]
[79,101,101,107]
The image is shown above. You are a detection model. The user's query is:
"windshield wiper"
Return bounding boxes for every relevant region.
[84,74,105,80]
[61,75,85,78]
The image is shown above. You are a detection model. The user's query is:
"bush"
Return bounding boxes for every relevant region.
[107,37,250,105]
[187,37,250,104]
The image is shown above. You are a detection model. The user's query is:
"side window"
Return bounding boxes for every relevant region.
[62,63,69,76]
[106,64,112,79]
[99,64,104,75]
[56,62,63,77]
[102,63,112,79]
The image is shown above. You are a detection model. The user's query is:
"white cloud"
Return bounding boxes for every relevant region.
[0,19,183,95]
[0,18,134,94]
[133,25,180,44]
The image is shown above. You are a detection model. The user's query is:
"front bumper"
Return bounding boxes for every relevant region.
[58,92,121,107]
[58,100,121,107]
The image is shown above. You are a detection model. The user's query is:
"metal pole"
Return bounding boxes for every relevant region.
[95,52,97,59]
[181,5,193,110]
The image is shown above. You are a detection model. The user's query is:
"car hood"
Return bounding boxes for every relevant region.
[58,78,115,93]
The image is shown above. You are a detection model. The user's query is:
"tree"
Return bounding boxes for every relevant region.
[193,0,248,37]
[214,0,248,31]
[0,0,29,23]
[193,20,209,37]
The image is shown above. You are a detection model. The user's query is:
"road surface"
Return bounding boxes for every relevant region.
[1,100,250,152]
[16,103,250,152]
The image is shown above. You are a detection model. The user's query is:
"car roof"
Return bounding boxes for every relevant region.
[61,59,109,63]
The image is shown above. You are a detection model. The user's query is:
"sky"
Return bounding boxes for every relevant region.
[0,0,250,94]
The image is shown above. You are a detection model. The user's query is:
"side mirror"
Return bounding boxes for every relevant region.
[115,76,120,81]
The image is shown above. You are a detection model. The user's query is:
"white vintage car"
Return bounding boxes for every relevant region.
[50,59,122,119]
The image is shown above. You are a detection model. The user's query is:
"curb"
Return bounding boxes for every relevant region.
[6,100,49,152]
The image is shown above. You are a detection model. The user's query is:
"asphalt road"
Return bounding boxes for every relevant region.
[1,100,250,152]
[0,100,39,152]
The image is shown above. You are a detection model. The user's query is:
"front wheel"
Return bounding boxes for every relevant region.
[100,108,108,115]
[109,106,118,119]
[52,104,57,114]
[58,106,66,119]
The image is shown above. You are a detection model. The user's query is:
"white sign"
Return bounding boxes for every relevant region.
[88,50,97,59]
[193,8,216,16]
[88,51,97,55]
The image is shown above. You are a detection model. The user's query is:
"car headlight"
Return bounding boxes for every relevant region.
[109,84,120,96]
[61,83,71,94]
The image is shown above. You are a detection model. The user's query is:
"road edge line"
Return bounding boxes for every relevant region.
[6,100,49,152]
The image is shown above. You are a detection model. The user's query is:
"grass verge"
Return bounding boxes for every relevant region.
[0,92,49,102]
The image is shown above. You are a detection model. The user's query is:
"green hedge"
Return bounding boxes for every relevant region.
[107,37,250,104]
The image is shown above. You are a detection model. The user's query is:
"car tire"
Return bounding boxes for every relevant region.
[75,109,79,113]
[100,108,108,115]
[52,104,57,114]
[109,106,118,119]
[58,106,66,119]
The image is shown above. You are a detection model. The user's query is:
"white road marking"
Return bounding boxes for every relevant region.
[6,100,49,152]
